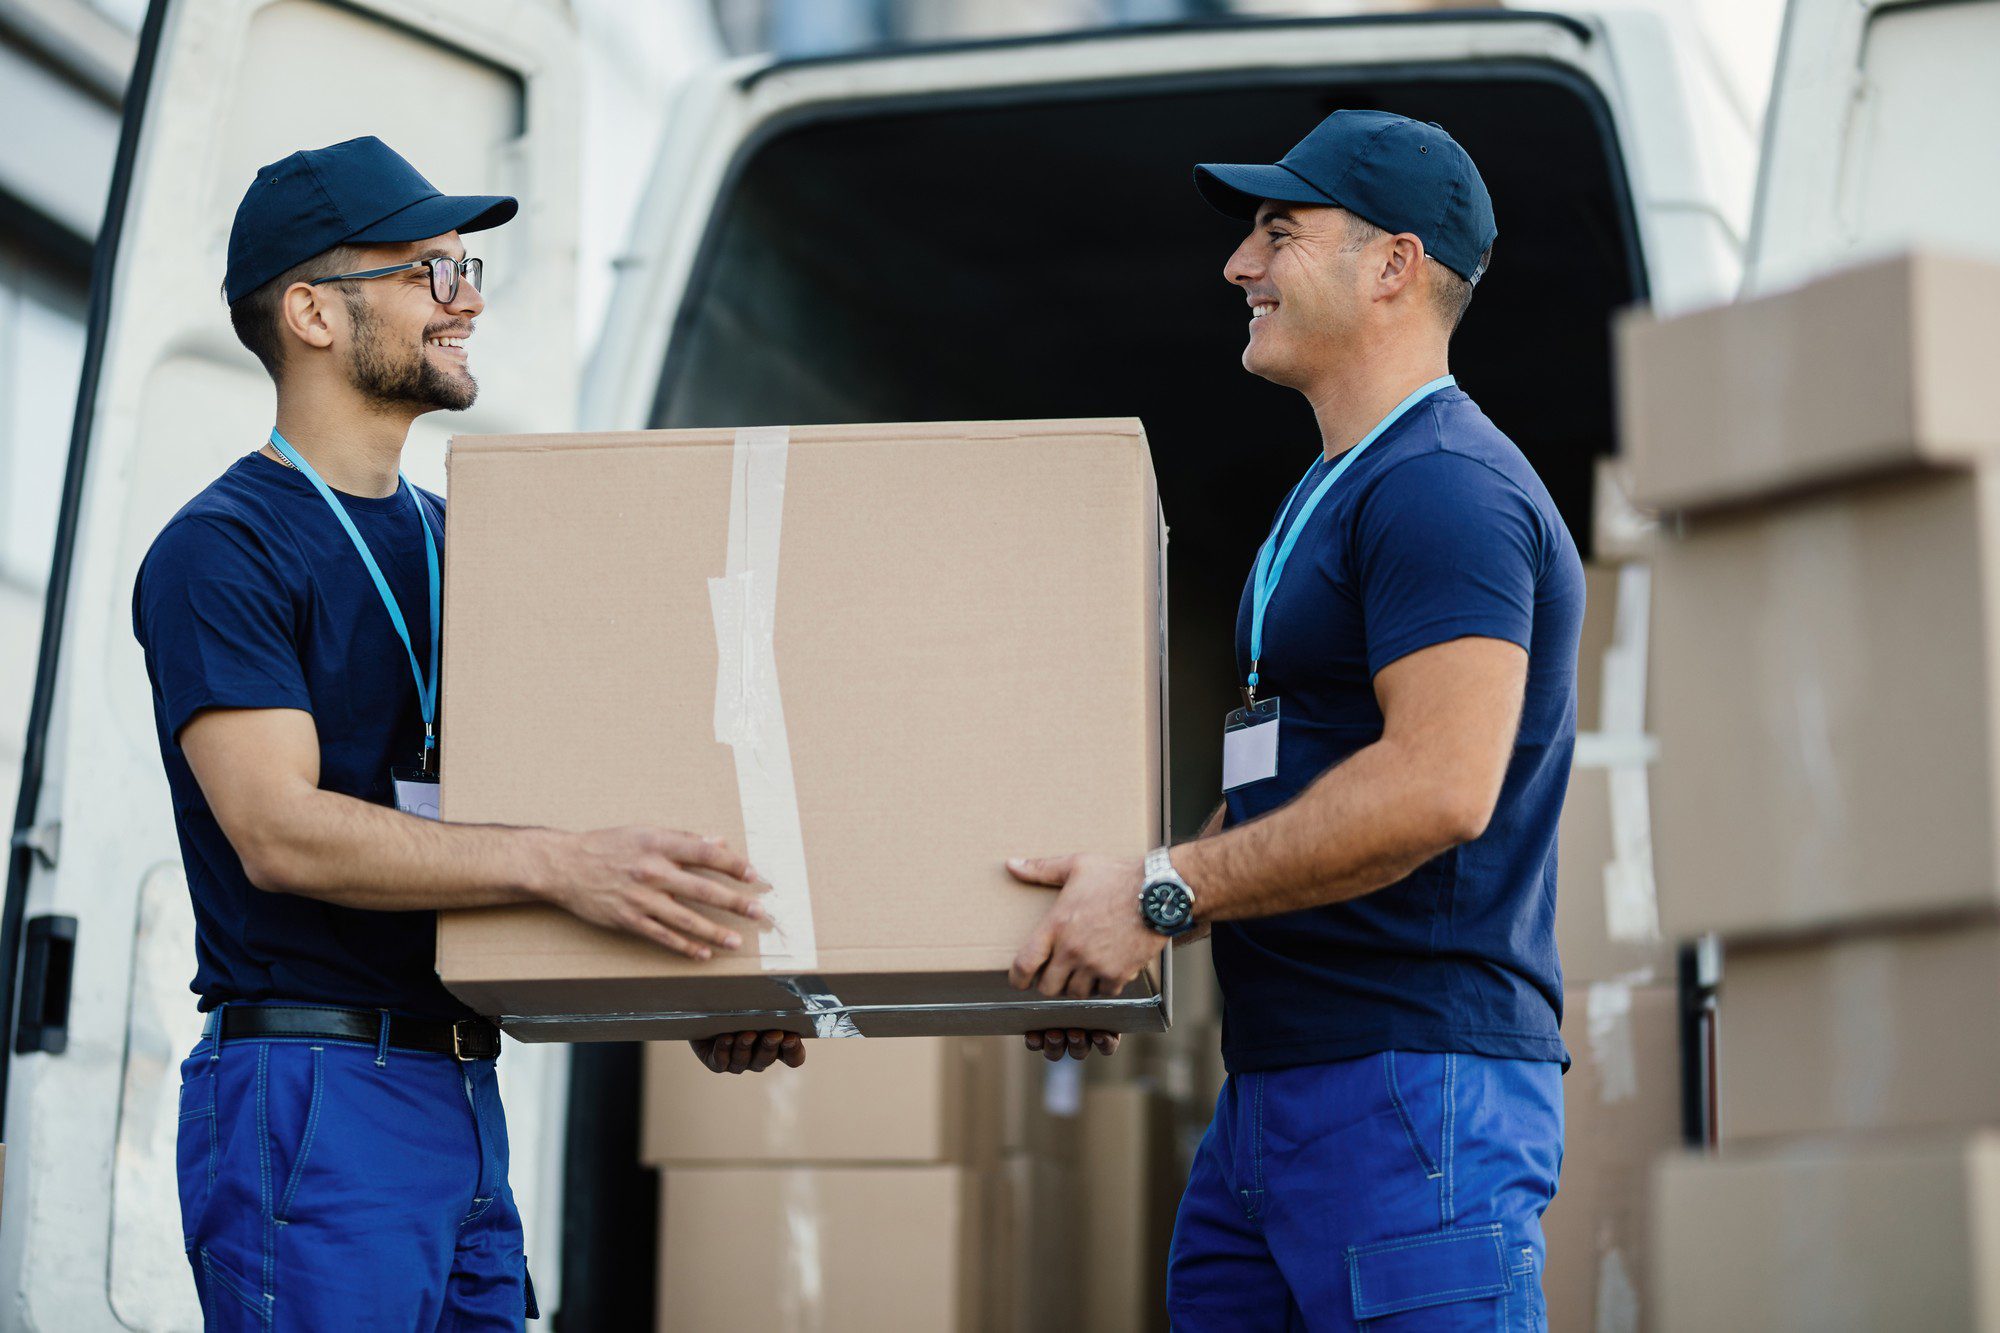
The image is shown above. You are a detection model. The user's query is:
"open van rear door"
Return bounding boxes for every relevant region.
[0,2,579,1326]
[1745,0,2000,294]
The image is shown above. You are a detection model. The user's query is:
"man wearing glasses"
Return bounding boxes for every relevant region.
[133,137,793,1330]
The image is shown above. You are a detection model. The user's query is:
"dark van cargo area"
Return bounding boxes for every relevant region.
[655,68,1644,825]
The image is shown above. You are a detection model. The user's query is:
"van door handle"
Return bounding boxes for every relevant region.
[15,915,78,1055]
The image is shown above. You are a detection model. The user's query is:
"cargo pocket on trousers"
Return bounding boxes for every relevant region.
[1348,1223,1511,1330]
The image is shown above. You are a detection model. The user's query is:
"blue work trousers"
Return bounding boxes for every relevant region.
[176,1014,530,1330]
[1169,1050,1563,1331]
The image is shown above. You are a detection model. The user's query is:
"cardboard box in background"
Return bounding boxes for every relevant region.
[1080,1083,1178,1333]
[986,1152,1084,1333]
[1617,252,2000,513]
[1718,922,2000,1143]
[1651,468,2000,940]
[655,1166,981,1333]
[437,420,1167,1040]
[1545,983,1682,1333]
[641,1037,1007,1167]
[1654,1132,2000,1332]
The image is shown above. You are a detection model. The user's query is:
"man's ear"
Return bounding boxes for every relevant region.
[1376,233,1426,300]
[278,281,339,356]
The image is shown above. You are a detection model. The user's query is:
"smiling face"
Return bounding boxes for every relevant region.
[331,231,485,413]
[1223,203,1382,390]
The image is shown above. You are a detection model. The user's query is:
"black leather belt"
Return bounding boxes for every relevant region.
[207,1004,501,1062]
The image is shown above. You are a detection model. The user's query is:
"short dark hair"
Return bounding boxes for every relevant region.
[225,243,367,379]
[1428,243,1492,334]
[1339,211,1490,335]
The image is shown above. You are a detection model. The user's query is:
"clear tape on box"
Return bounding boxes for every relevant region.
[709,423,821,974]
[1574,562,1664,965]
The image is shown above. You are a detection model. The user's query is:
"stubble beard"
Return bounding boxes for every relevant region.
[344,294,478,413]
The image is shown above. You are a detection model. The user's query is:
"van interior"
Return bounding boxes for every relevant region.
[572,65,1645,1326]
[659,69,1643,822]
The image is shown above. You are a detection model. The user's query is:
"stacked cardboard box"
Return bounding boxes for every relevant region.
[1618,252,2000,1327]
[1543,549,1686,1332]
[642,1036,1179,1332]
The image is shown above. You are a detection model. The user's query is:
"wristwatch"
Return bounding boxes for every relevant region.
[1138,846,1197,937]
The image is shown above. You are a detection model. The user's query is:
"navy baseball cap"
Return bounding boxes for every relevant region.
[1195,110,1496,284]
[225,136,516,303]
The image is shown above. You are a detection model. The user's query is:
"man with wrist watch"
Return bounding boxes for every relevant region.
[1007,110,1579,1331]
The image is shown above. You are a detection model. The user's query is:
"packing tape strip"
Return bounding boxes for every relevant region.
[779,1169,825,1331]
[1578,561,1663,947]
[710,424,820,973]
[1584,978,1641,1105]
[778,975,863,1039]
[498,993,1167,1030]
[1595,1249,1640,1333]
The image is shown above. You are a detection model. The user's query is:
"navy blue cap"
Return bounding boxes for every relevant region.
[225,136,517,303]
[1195,110,1495,284]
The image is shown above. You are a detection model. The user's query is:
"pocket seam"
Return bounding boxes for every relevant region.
[201,1247,271,1320]
[1383,1052,1442,1180]
[275,1046,325,1223]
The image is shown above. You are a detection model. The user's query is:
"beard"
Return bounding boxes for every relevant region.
[344,295,478,412]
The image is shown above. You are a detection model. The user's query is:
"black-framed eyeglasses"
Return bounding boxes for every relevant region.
[309,255,483,304]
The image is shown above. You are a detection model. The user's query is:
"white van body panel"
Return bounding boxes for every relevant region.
[585,12,1753,432]
[0,2,580,1327]
[1746,0,2000,294]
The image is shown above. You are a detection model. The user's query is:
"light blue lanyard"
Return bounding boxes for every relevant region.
[1247,374,1456,698]
[268,428,441,767]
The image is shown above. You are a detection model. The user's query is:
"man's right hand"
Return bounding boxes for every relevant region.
[535,827,766,960]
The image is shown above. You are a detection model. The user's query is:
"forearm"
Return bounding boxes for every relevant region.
[1174,738,1472,922]
[240,785,562,912]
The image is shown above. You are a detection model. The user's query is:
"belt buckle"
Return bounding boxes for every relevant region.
[452,1020,477,1062]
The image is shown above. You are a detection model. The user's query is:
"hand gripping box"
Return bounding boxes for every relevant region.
[435,420,1170,1041]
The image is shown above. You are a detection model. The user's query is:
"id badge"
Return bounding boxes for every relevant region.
[1222,697,1281,792]
[391,766,441,821]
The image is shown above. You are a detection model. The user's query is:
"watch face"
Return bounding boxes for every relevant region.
[1143,880,1192,929]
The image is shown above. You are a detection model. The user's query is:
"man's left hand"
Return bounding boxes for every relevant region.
[1006,853,1162,998]
[690,1030,806,1073]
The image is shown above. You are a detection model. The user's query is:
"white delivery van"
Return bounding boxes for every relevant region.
[4,0,1993,1325]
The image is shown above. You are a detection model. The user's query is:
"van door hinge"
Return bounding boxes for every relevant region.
[11,821,60,869]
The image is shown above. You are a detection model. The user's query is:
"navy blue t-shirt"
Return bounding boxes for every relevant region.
[132,452,470,1020]
[1218,386,1582,1073]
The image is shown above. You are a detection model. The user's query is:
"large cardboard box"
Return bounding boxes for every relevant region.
[1653,468,2000,940]
[1080,1083,1178,1333]
[640,1037,1005,1167]
[1654,1132,2000,1331]
[655,1166,981,1332]
[1719,922,2000,1142]
[1618,252,2000,513]
[436,420,1169,1040]
[1545,983,1682,1333]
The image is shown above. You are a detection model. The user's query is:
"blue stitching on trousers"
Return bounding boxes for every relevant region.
[1383,1052,1442,1180]
[254,1044,276,1313]
[276,1047,324,1222]
[1441,1052,1457,1227]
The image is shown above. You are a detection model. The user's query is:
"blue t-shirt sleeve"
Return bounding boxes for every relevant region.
[1353,450,1544,677]
[134,517,313,739]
